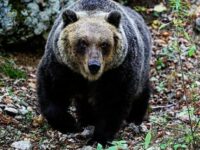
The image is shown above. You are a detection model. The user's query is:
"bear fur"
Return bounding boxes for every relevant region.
[37,0,152,145]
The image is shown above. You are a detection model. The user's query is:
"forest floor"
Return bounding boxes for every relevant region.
[0,2,200,150]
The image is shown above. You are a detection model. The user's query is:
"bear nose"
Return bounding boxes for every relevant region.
[88,60,101,75]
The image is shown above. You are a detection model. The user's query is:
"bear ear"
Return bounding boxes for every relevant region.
[106,11,121,28]
[62,9,78,26]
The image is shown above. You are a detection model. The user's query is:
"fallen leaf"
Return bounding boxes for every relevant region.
[0,112,13,124]
[32,115,44,127]
[154,3,167,13]
[185,62,193,69]
[28,82,36,89]
[162,31,170,37]
[2,96,13,104]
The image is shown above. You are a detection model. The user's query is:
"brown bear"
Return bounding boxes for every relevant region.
[37,0,152,146]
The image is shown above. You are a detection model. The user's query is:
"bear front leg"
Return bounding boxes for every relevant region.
[37,67,78,133]
[87,100,130,146]
[87,117,120,146]
[75,96,95,127]
[41,102,78,133]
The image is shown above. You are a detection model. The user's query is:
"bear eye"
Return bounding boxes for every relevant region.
[77,39,88,54]
[100,42,110,55]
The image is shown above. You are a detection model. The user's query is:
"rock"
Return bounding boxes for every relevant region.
[11,140,32,150]
[191,0,200,5]
[0,0,76,48]
[0,96,2,102]
[4,107,18,116]
[39,139,49,149]
[81,146,94,150]
[0,104,6,109]
[19,106,28,115]
[27,106,33,111]
[80,126,94,138]
[15,115,23,120]
[127,123,141,135]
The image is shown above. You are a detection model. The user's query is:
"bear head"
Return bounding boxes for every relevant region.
[57,9,127,81]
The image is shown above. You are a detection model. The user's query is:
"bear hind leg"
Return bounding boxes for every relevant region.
[127,83,151,125]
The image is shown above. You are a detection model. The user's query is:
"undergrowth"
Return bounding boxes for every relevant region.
[0,56,27,79]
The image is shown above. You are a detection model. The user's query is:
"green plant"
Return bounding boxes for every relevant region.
[156,58,165,70]
[173,143,187,150]
[160,143,167,150]
[39,123,50,132]
[156,81,165,93]
[134,6,147,12]
[0,59,27,79]
[160,46,175,60]
[39,137,48,146]
[169,0,181,11]
[97,140,128,150]
[24,111,33,124]
[191,93,199,102]
[117,0,128,5]
[97,143,103,150]
[169,0,189,15]
[144,130,152,149]
[7,86,14,96]
[187,45,196,57]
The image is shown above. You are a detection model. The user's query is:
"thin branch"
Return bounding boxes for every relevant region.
[193,118,200,133]
[177,51,195,144]
[151,103,176,110]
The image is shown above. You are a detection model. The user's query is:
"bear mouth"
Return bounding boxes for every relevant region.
[86,73,102,81]
[80,65,103,81]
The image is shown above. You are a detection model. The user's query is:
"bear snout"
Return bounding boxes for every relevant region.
[88,60,101,75]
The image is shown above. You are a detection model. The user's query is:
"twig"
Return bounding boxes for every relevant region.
[151,103,176,110]
[193,118,200,133]
[177,50,195,145]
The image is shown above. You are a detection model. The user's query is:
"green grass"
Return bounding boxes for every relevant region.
[0,59,27,79]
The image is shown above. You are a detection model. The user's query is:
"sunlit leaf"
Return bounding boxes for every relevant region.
[154,3,167,13]
[97,143,103,150]
[188,45,196,57]
[144,130,152,149]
